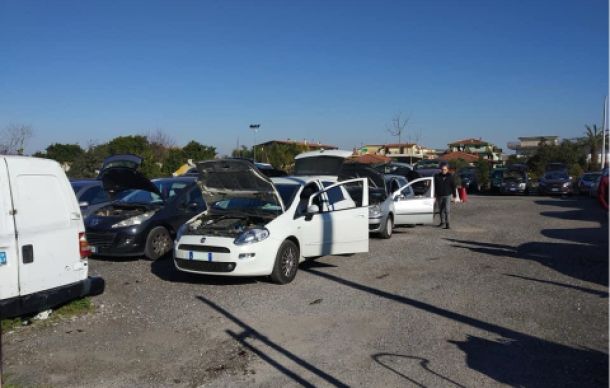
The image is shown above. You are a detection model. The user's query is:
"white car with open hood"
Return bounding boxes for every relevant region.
[173,159,369,284]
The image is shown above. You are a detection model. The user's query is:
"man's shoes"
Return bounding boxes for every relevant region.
[444,224,451,229]
[438,223,445,228]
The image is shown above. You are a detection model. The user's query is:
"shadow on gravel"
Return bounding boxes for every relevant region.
[150,257,260,286]
[303,268,608,387]
[372,353,466,387]
[447,238,608,286]
[196,295,349,388]
[504,273,608,298]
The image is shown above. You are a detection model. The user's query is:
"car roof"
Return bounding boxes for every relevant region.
[152,176,197,183]
[294,149,353,160]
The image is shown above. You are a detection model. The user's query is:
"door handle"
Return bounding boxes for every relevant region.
[22,245,34,264]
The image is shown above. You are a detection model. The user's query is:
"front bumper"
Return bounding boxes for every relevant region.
[0,276,105,319]
[368,214,387,233]
[174,235,281,276]
[540,185,572,195]
[500,185,527,194]
[86,227,147,257]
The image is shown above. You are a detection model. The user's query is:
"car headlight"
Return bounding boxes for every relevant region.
[234,228,270,245]
[563,182,571,187]
[111,211,156,229]
[369,204,383,218]
[175,223,189,241]
[519,183,526,188]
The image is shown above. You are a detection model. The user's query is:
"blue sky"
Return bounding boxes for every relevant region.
[1,0,607,155]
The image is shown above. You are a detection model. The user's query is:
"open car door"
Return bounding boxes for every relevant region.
[305,178,369,256]
[392,177,435,225]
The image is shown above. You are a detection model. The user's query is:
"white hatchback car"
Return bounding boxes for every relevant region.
[174,159,369,284]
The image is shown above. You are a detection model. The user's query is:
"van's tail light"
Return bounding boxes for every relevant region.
[79,232,91,259]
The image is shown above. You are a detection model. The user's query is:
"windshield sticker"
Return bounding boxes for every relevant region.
[0,251,6,266]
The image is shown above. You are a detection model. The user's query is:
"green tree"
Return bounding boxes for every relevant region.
[231,145,254,159]
[34,143,84,164]
[68,143,108,178]
[475,156,490,188]
[527,140,586,177]
[182,141,216,162]
[583,124,603,170]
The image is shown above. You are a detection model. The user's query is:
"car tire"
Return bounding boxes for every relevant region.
[144,226,173,261]
[270,240,299,285]
[379,215,393,239]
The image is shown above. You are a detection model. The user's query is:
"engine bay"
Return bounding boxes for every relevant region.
[94,204,152,218]
[186,214,270,237]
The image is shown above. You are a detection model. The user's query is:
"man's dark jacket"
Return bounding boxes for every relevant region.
[434,172,457,198]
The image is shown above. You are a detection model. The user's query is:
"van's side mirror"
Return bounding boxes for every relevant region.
[79,201,89,207]
[306,205,319,214]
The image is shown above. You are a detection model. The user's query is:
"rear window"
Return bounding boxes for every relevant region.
[294,157,345,176]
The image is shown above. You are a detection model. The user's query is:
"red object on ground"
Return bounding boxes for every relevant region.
[598,174,608,211]
[458,187,468,203]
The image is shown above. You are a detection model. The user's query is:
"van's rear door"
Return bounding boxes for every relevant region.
[0,158,19,301]
[6,158,86,296]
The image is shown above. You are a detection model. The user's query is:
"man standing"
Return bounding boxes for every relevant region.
[434,162,457,229]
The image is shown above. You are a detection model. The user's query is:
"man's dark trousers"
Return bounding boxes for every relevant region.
[437,195,451,225]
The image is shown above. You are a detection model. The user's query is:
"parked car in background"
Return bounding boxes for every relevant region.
[577,172,602,195]
[85,155,207,260]
[71,179,125,217]
[588,174,602,197]
[1,156,104,319]
[374,162,420,182]
[174,159,369,284]
[500,165,530,195]
[414,159,441,177]
[293,149,353,179]
[458,168,480,192]
[538,171,573,196]
[545,162,568,173]
[490,168,507,193]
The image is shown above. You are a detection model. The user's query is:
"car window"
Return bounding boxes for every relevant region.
[185,187,206,211]
[276,184,300,209]
[154,180,189,199]
[120,190,163,204]
[80,186,111,205]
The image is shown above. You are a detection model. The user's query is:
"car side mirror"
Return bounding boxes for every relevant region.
[306,204,319,214]
[394,194,405,202]
[79,201,89,207]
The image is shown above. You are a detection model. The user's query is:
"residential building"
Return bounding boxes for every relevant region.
[357,143,437,163]
[507,136,559,158]
[447,138,502,162]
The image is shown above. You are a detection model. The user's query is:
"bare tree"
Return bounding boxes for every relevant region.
[386,113,409,147]
[146,129,176,161]
[0,124,33,155]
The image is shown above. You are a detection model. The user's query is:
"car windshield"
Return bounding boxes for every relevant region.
[117,180,189,205]
[544,172,568,180]
[210,197,282,215]
[275,184,300,208]
[582,173,601,182]
[505,170,525,180]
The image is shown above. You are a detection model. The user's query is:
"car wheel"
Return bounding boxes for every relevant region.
[270,240,299,284]
[145,226,172,260]
[379,215,393,239]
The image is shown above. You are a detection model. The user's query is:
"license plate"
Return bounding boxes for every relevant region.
[510,188,516,191]
[90,246,98,254]
[189,251,212,261]
[551,188,559,192]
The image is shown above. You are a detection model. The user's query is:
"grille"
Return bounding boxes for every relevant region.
[177,244,230,253]
[175,258,236,273]
[86,232,116,247]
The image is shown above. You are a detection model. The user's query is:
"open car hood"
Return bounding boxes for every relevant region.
[98,154,160,198]
[196,159,284,212]
[99,167,161,198]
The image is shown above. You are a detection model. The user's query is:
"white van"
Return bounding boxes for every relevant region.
[0,156,104,319]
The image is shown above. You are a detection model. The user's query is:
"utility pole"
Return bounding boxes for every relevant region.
[249,124,260,162]
[602,97,608,168]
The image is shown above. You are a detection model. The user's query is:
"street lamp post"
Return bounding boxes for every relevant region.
[249,124,260,162]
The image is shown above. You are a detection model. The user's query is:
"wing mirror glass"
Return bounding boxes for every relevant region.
[306,204,320,214]
[79,201,89,207]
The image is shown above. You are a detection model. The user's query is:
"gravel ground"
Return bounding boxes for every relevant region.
[3,195,608,387]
